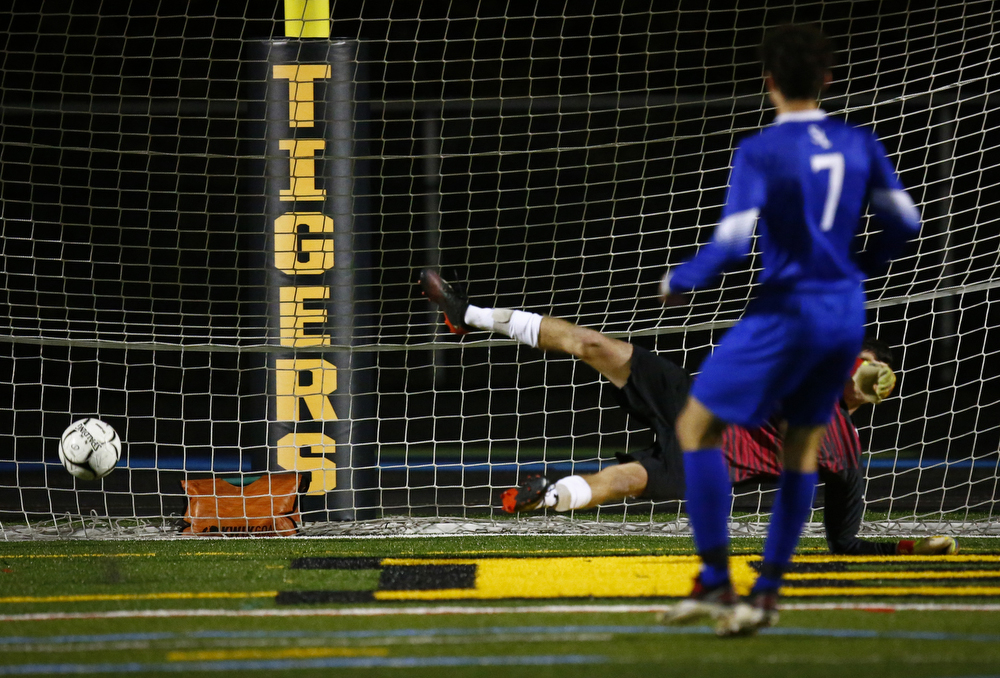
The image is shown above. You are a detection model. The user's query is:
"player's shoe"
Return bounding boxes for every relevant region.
[501,475,553,513]
[716,590,779,637]
[657,575,740,625]
[912,535,959,555]
[419,269,473,335]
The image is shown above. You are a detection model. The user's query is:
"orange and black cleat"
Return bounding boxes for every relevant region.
[501,475,553,513]
[419,269,473,335]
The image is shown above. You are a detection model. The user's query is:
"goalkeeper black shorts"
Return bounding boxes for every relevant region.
[608,345,689,501]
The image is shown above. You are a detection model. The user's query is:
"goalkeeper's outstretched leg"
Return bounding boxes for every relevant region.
[419,268,633,387]
[419,268,656,511]
[501,463,650,513]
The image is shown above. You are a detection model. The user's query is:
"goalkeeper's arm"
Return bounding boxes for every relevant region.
[852,359,896,405]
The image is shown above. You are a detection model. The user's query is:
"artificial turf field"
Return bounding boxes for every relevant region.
[1,535,999,677]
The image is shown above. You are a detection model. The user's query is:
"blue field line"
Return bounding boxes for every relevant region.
[193,624,1000,644]
[4,624,1000,647]
[381,457,995,472]
[385,457,989,472]
[0,632,175,646]
[0,459,249,473]
[865,457,996,470]
[0,460,608,474]
[3,455,995,474]
[0,654,608,675]
[759,627,1000,643]
[377,461,608,473]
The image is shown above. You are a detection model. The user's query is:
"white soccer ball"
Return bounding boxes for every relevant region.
[58,418,122,480]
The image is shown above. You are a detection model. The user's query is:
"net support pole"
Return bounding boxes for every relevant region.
[422,111,445,387]
[932,103,958,388]
[262,11,375,520]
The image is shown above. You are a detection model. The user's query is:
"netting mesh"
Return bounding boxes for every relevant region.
[0,1,998,538]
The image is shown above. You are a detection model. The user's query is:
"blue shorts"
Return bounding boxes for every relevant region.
[691,287,866,427]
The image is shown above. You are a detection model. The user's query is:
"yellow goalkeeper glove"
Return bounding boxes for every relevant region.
[852,360,897,404]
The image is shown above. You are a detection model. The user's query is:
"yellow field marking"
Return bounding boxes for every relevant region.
[396,548,676,557]
[168,647,387,661]
[377,555,756,599]
[374,589,478,601]
[790,555,1000,563]
[374,555,1000,601]
[784,586,1000,597]
[0,591,276,604]
[381,558,480,566]
[0,554,159,559]
[786,570,1000,581]
[0,552,260,559]
[5,554,996,607]
[381,555,999,565]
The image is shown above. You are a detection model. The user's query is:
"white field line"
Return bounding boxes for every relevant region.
[2,602,1000,622]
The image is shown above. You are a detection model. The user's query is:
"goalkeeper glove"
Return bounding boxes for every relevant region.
[896,536,958,555]
[852,360,897,404]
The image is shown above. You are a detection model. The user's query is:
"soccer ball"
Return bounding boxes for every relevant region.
[58,418,122,480]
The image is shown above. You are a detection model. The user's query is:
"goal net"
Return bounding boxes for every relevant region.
[1,2,998,539]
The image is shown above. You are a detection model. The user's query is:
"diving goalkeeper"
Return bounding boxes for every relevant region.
[420,268,956,557]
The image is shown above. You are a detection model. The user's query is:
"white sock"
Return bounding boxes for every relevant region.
[554,475,593,512]
[542,483,558,507]
[464,305,542,348]
[463,305,495,330]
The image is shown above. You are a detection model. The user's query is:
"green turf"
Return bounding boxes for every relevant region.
[0,536,998,676]
[3,610,1000,678]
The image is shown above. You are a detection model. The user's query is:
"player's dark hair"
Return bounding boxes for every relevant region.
[862,336,894,368]
[759,23,834,100]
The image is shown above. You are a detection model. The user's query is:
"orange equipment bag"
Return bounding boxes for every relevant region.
[180,472,307,536]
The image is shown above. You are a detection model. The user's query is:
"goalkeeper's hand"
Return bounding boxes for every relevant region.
[852,360,896,405]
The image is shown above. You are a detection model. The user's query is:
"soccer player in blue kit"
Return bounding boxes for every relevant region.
[659,24,922,635]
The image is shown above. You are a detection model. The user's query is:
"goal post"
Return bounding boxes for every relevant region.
[260,0,378,521]
[263,36,376,521]
[0,2,997,538]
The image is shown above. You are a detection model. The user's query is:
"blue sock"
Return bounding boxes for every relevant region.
[755,469,818,593]
[683,448,733,588]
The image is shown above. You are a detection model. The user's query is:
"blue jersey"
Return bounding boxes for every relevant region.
[667,109,921,294]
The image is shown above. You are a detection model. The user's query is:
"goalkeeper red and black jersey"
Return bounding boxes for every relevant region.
[723,401,862,483]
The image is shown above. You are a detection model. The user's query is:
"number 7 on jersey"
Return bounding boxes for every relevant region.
[810,152,844,231]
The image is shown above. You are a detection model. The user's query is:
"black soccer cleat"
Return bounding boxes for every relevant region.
[419,269,473,335]
[501,475,553,513]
